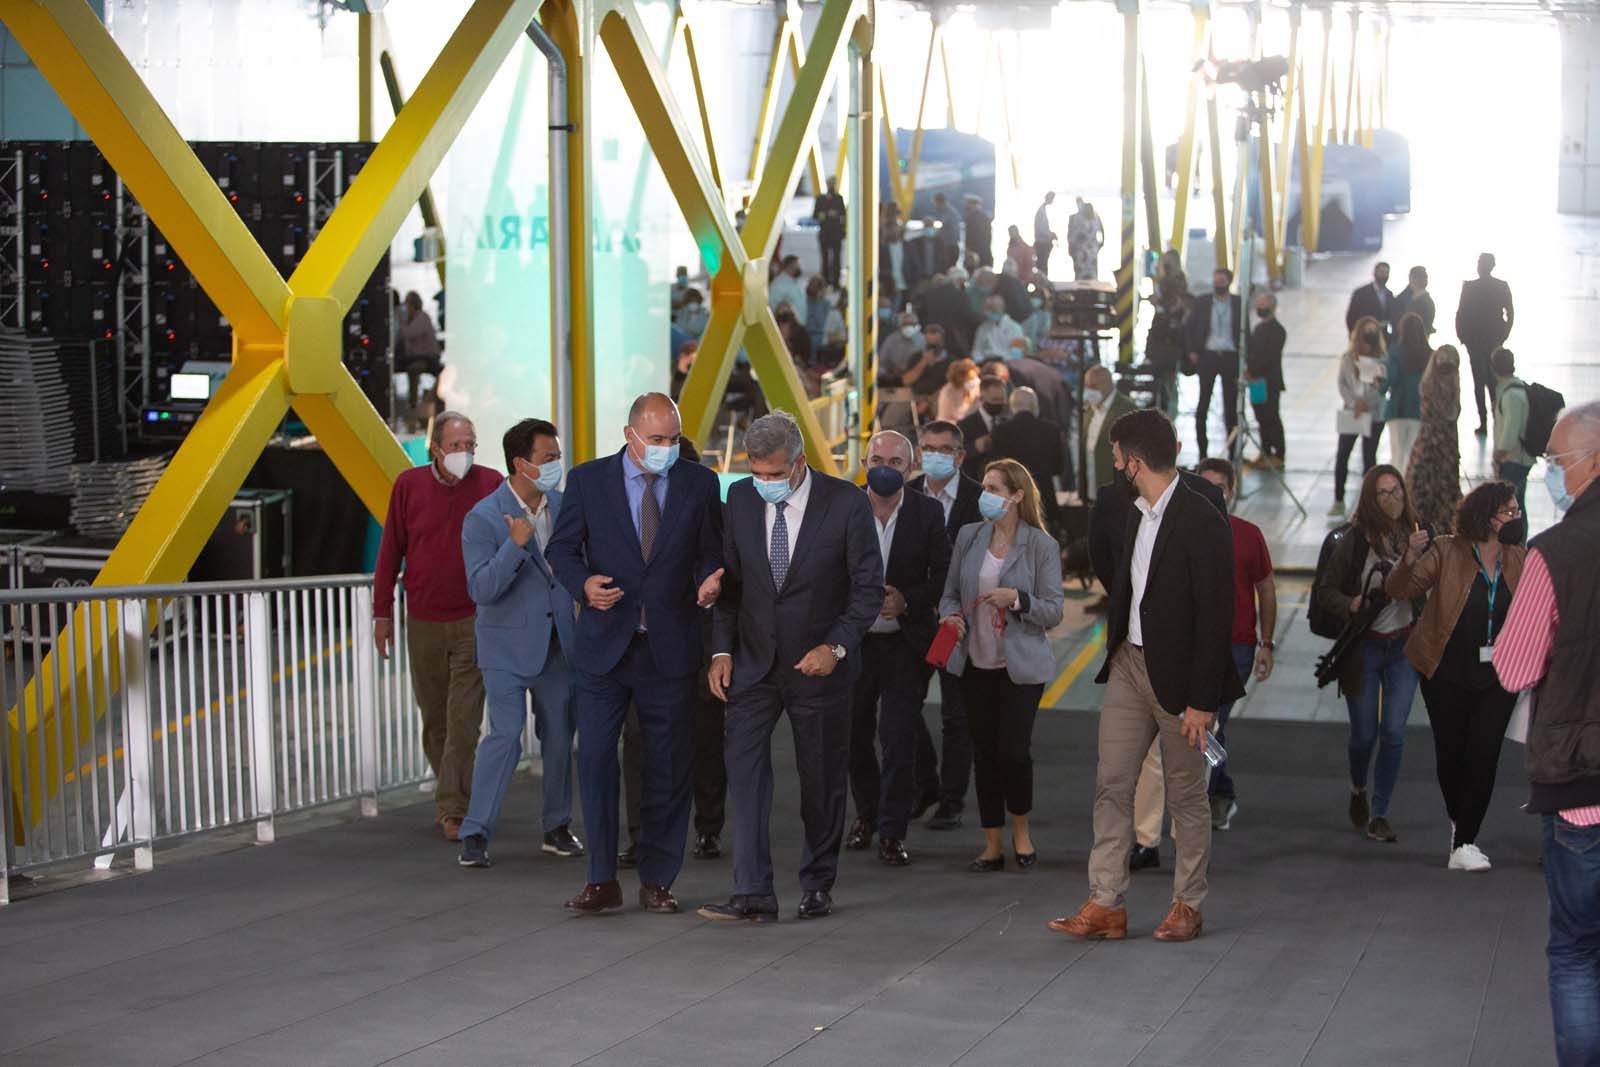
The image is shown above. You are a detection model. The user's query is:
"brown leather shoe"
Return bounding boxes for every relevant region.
[1046,899,1127,940]
[440,816,463,842]
[565,881,624,913]
[639,884,679,914]
[1153,901,1203,942]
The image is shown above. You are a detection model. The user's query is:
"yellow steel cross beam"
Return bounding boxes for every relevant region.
[898,13,941,221]
[2,0,539,835]
[1169,0,1208,257]
[602,0,863,475]
[747,0,827,197]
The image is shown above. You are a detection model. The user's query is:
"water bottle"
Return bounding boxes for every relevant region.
[1200,730,1227,769]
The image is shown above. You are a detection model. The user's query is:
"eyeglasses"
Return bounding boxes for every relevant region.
[1374,487,1405,500]
[1496,506,1522,520]
[1547,448,1595,472]
[921,444,960,455]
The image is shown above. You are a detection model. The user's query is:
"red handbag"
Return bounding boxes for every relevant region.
[925,620,962,669]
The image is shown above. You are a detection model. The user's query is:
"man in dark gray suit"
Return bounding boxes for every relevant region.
[699,412,885,923]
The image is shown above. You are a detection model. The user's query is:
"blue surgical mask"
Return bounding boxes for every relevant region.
[921,452,956,482]
[534,459,563,492]
[978,490,1010,521]
[988,311,1004,324]
[754,472,796,504]
[630,429,679,475]
[1547,461,1575,513]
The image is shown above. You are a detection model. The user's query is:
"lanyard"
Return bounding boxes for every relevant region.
[1471,546,1502,647]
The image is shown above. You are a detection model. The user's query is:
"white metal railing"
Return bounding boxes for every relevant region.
[0,575,426,903]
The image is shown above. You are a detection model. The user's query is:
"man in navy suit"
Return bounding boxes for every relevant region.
[845,431,951,866]
[456,419,580,868]
[547,393,725,915]
[698,411,885,923]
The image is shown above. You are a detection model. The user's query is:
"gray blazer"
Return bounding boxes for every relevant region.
[938,521,1064,685]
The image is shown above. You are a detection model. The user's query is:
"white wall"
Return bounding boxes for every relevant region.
[1559,19,1600,216]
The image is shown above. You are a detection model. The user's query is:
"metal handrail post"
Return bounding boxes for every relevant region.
[353,588,380,817]
[245,592,277,843]
[118,600,156,871]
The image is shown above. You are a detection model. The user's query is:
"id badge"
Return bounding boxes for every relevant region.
[1479,646,1495,664]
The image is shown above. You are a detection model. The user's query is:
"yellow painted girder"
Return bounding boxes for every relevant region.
[1168,8,1208,255]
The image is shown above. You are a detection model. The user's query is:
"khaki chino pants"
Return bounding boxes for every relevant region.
[405,615,485,821]
[1089,645,1210,909]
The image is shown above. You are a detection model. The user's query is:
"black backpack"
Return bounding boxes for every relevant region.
[1309,523,1354,639]
[1510,381,1565,457]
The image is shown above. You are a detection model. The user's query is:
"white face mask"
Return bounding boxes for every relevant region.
[441,451,473,480]
[900,325,918,339]
[1083,387,1106,408]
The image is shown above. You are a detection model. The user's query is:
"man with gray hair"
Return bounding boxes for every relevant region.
[700,411,885,922]
[1494,400,1600,1063]
[989,385,1064,528]
[373,412,503,840]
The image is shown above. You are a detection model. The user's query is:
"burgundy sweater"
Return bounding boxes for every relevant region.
[373,464,501,622]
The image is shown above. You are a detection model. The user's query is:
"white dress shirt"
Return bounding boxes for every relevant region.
[1085,398,1113,496]
[1127,474,1180,647]
[867,494,904,634]
[511,480,553,553]
[764,465,813,560]
[924,476,958,523]
[973,315,1025,360]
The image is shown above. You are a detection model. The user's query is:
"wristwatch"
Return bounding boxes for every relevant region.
[1259,640,1276,651]
[829,644,847,661]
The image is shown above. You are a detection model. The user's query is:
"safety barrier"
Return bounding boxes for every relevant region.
[0,575,426,904]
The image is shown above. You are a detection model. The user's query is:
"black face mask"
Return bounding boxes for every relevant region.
[1213,284,1229,295]
[1498,518,1526,545]
[983,402,1007,417]
[1256,308,1271,319]
[1361,330,1379,346]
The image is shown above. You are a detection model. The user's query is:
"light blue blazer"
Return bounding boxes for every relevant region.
[937,520,1065,685]
[462,481,577,678]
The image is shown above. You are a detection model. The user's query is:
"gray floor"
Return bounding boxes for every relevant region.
[0,711,1555,1067]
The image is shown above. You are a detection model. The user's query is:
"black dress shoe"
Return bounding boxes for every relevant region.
[928,805,963,831]
[697,900,778,924]
[617,840,639,869]
[878,838,911,866]
[910,789,940,822]
[542,825,585,858]
[1014,851,1038,870]
[798,889,833,919]
[1129,844,1161,872]
[845,816,873,851]
[692,832,721,859]
[968,854,1005,873]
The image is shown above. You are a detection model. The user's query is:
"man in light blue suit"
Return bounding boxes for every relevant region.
[457,418,581,868]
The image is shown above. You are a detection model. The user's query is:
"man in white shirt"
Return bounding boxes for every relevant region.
[973,295,1026,361]
[768,255,808,316]
[1050,410,1240,944]
[846,432,952,865]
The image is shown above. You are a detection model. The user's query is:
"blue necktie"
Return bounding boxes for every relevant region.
[770,502,790,589]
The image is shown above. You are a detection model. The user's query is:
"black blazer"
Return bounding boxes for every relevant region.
[989,412,1062,516]
[1094,477,1243,714]
[1455,276,1514,348]
[712,470,885,696]
[957,410,997,479]
[1184,292,1244,355]
[1345,281,1393,334]
[908,471,982,544]
[877,489,952,653]
[1246,318,1287,390]
[1088,468,1225,591]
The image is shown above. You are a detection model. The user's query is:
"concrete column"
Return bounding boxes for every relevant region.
[1559,19,1600,216]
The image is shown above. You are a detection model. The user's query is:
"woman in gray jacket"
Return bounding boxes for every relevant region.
[939,458,1065,872]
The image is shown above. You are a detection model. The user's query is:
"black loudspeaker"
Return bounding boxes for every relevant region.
[190,489,293,582]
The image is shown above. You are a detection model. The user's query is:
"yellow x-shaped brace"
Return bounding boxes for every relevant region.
[3,0,543,832]
[746,0,828,199]
[601,0,865,475]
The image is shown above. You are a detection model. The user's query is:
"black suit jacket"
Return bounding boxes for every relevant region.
[989,412,1062,516]
[1088,469,1226,595]
[712,470,885,696]
[908,471,982,544]
[957,410,997,479]
[1246,318,1287,391]
[1184,292,1244,356]
[1345,281,1394,334]
[1455,276,1514,349]
[915,282,983,352]
[876,489,952,654]
[1094,477,1244,714]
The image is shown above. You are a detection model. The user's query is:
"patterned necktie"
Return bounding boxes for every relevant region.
[640,473,660,562]
[770,501,790,588]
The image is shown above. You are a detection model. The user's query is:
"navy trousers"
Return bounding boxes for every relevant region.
[460,642,575,841]
[725,667,851,907]
[849,634,931,840]
[575,635,694,888]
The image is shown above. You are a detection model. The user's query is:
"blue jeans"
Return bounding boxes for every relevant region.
[1208,643,1258,800]
[1546,814,1600,1066]
[1344,634,1419,818]
[460,649,575,841]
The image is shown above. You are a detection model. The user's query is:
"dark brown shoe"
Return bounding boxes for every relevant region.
[1153,901,1203,942]
[1047,899,1128,940]
[565,881,624,913]
[440,816,463,842]
[639,884,679,914]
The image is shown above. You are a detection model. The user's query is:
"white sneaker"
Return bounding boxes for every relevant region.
[1448,844,1491,872]
[1327,501,1346,518]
